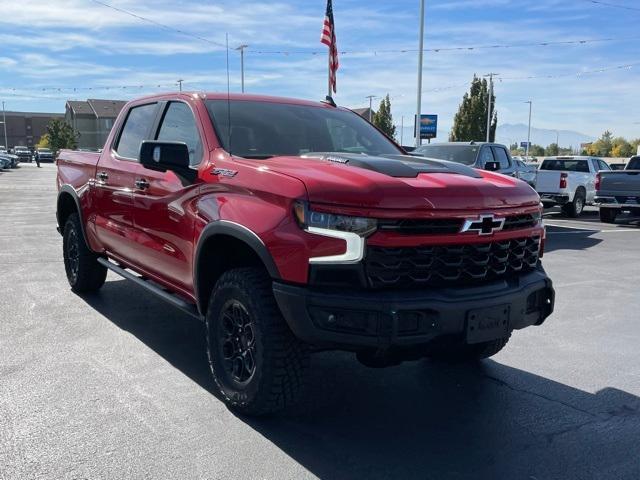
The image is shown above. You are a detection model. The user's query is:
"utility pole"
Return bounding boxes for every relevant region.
[2,101,7,149]
[235,44,249,93]
[556,130,559,153]
[415,0,425,148]
[525,100,532,157]
[365,95,376,122]
[177,79,184,92]
[400,115,404,145]
[484,73,498,142]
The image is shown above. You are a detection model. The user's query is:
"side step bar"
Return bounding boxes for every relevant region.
[97,257,202,320]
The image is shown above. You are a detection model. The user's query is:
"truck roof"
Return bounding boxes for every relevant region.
[128,92,336,109]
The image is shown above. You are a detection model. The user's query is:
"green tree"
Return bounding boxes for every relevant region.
[372,94,396,138]
[586,130,614,157]
[450,75,497,142]
[47,119,78,154]
[36,133,51,149]
[611,137,633,158]
[529,144,545,156]
[545,143,559,156]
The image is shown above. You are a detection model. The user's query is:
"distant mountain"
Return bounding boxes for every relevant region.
[496,123,594,149]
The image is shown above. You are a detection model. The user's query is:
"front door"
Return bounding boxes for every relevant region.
[93,102,158,264]
[131,101,205,295]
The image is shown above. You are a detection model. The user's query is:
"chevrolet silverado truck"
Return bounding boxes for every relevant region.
[536,156,611,217]
[594,155,640,223]
[56,93,554,415]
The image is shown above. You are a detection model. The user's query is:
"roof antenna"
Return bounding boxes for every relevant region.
[226,32,232,156]
[323,95,337,107]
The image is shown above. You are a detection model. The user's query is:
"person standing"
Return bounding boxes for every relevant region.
[34,149,41,168]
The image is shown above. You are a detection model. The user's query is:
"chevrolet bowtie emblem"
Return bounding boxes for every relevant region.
[460,215,505,235]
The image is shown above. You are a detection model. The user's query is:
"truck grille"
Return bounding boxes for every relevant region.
[365,236,540,289]
[377,213,538,235]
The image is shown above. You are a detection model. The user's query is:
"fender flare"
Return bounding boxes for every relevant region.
[56,185,92,250]
[193,220,281,311]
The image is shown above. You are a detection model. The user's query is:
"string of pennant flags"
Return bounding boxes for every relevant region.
[2,59,637,99]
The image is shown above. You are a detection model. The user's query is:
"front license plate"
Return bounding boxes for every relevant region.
[466,305,510,344]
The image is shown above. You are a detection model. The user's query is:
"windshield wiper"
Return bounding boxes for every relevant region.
[238,154,275,159]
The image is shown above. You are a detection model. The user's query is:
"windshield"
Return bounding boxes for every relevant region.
[38,148,51,153]
[15,147,28,152]
[413,145,478,165]
[206,100,401,159]
[540,159,589,172]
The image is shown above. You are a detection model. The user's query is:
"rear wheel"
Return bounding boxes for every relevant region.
[562,189,585,217]
[205,267,309,415]
[428,335,511,363]
[63,213,107,293]
[599,207,618,224]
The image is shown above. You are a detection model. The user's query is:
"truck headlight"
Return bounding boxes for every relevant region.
[293,202,377,264]
[293,202,377,237]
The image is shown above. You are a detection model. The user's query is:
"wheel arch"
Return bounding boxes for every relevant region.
[57,185,92,250]
[194,221,281,315]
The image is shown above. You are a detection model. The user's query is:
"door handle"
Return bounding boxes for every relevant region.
[135,179,150,190]
[96,171,108,182]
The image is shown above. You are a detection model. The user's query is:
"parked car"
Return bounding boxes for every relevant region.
[594,155,640,223]
[412,142,519,177]
[12,146,32,163]
[0,155,12,169]
[0,149,20,168]
[34,148,54,163]
[536,156,610,217]
[512,158,537,187]
[56,93,554,415]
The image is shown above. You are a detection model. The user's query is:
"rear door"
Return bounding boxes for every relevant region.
[130,100,205,294]
[93,102,158,263]
[491,146,516,176]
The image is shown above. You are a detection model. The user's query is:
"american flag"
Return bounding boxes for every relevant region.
[320,0,339,94]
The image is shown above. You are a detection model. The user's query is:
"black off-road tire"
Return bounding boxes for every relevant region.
[63,213,107,293]
[562,189,585,218]
[599,207,618,224]
[428,334,511,363]
[205,267,309,416]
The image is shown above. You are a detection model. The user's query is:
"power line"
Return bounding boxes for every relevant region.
[583,0,640,12]
[88,0,227,48]
[248,35,635,56]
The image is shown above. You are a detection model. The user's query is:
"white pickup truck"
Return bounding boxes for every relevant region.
[536,156,611,217]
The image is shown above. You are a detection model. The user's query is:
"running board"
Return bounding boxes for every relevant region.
[97,258,202,320]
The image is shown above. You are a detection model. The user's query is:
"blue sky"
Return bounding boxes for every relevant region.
[0,0,639,141]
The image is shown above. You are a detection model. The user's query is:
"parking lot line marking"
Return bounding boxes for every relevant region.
[546,228,640,235]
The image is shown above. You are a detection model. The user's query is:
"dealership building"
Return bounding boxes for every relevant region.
[1,110,64,150]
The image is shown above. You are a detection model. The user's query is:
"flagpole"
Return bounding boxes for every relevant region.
[328,54,332,98]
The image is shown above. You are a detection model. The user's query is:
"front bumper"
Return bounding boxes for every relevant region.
[539,193,570,206]
[273,267,554,351]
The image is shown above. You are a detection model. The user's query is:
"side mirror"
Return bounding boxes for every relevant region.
[139,141,190,172]
[484,161,501,172]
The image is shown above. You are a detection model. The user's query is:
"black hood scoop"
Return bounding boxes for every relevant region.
[301,152,482,179]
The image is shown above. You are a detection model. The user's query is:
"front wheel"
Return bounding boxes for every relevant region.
[205,267,309,415]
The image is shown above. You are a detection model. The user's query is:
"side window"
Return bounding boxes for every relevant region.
[598,159,610,171]
[478,147,495,166]
[492,147,511,169]
[115,103,157,159]
[591,159,600,172]
[156,102,203,166]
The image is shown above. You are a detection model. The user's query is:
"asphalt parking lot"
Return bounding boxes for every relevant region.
[1,162,639,480]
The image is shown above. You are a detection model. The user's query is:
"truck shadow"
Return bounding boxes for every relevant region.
[79,280,640,479]
[543,226,603,253]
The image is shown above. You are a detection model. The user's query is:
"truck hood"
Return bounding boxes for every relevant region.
[254,153,540,211]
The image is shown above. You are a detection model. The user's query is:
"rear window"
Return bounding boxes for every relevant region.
[628,157,640,170]
[414,145,479,165]
[540,159,589,173]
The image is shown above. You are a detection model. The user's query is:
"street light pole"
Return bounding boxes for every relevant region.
[365,95,376,122]
[2,101,7,149]
[525,101,532,157]
[484,73,498,142]
[235,44,249,93]
[556,130,559,154]
[400,115,404,146]
[177,79,184,92]
[415,0,425,148]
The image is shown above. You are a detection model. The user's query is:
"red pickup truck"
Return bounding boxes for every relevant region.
[56,92,554,414]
